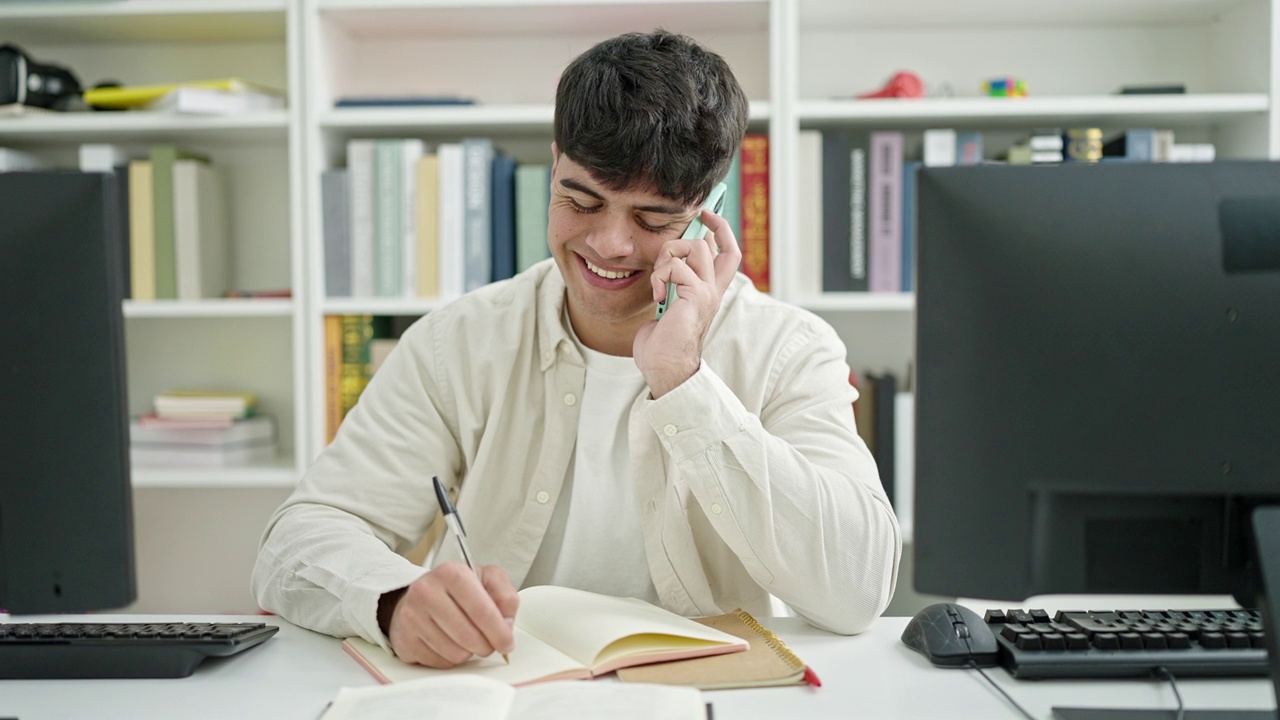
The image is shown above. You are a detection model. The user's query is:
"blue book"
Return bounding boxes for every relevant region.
[490,153,517,282]
[901,161,921,293]
[461,138,494,292]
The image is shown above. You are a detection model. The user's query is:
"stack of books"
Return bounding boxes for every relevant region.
[130,390,276,467]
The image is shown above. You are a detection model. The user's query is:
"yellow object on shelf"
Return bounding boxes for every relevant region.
[83,79,282,109]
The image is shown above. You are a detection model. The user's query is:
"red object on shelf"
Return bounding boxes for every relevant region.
[857,71,925,99]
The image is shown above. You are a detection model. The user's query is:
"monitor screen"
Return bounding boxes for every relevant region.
[913,161,1280,605]
[0,171,135,613]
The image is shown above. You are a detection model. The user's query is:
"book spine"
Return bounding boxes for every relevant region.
[339,315,374,420]
[490,153,517,282]
[872,372,897,504]
[1064,128,1103,162]
[400,140,424,298]
[415,154,440,297]
[347,139,376,298]
[739,133,769,293]
[322,169,351,297]
[922,128,957,167]
[373,139,403,297]
[437,143,466,298]
[955,132,983,166]
[868,131,903,293]
[901,160,921,293]
[128,160,156,301]
[324,315,342,444]
[795,129,823,297]
[821,130,853,292]
[515,164,551,273]
[1126,129,1157,161]
[462,138,493,292]
[149,145,210,300]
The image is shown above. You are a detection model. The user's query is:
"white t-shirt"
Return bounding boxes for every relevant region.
[524,344,658,603]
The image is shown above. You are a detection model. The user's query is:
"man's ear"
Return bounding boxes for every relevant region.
[550,142,559,177]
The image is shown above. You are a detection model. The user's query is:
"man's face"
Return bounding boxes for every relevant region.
[548,147,703,347]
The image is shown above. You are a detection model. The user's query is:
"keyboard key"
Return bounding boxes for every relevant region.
[1015,633,1042,651]
[1001,624,1026,642]
[1167,632,1192,649]
[1250,632,1266,649]
[1093,633,1121,650]
[1227,632,1251,649]
[1008,610,1034,624]
[1200,632,1227,649]
[1030,609,1051,624]
[1065,633,1090,650]
[1041,633,1067,651]
[1142,633,1167,650]
[1119,632,1143,650]
[984,609,1007,624]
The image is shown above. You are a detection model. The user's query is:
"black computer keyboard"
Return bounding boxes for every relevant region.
[988,608,1268,679]
[0,621,280,679]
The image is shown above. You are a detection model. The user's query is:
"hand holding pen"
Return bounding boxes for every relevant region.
[380,477,519,669]
[434,476,510,664]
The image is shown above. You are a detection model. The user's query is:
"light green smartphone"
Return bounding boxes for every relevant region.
[655,181,729,320]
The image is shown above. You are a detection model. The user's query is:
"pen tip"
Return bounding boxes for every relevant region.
[503,653,510,664]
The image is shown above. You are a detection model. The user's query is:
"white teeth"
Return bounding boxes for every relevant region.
[584,259,636,280]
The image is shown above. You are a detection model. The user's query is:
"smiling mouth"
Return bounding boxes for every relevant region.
[583,257,637,280]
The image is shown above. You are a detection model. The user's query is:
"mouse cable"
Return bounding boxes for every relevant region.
[967,661,1037,720]
[1154,666,1186,720]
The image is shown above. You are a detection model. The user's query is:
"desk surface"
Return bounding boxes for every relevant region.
[2,614,1275,720]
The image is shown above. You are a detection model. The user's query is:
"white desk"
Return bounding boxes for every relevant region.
[2,614,1275,720]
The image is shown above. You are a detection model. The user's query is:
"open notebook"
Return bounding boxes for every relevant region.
[343,585,749,686]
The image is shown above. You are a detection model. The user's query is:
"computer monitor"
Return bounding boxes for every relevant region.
[913,160,1280,607]
[0,171,135,613]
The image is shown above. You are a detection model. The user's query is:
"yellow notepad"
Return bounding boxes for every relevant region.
[615,609,816,690]
[83,79,281,109]
[342,586,749,687]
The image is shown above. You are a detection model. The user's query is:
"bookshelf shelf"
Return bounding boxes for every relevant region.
[123,299,295,319]
[322,298,451,316]
[131,457,298,489]
[0,112,291,144]
[797,95,1271,129]
[796,293,916,313]
[0,1,287,44]
[319,101,771,134]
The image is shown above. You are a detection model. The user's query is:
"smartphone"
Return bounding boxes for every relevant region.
[655,181,729,320]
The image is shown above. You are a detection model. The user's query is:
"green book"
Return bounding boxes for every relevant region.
[150,145,210,299]
[515,163,551,272]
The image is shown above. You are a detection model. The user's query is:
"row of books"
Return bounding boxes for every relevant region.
[811,126,1218,294]
[852,370,914,537]
[130,390,277,467]
[321,132,774,300]
[321,315,402,443]
[322,138,551,300]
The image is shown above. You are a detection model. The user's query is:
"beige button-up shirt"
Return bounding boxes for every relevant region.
[252,261,901,651]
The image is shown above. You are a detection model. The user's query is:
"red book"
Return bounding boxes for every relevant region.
[739,133,769,293]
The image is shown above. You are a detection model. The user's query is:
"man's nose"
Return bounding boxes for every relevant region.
[586,212,635,259]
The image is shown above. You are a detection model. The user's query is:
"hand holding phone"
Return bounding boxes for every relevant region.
[655,182,728,321]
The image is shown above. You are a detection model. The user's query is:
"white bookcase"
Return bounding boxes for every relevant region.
[2,0,1276,612]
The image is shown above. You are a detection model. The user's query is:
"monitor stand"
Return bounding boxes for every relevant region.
[1051,507,1280,720]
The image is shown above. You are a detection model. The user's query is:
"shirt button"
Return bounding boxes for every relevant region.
[711,503,723,515]
[563,393,576,406]
[543,350,554,363]
[536,491,550,504]
[663,423,678,437]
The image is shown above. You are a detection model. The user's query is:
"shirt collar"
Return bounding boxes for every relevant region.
[536,260,572,371]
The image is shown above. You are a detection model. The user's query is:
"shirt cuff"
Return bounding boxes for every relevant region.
[342,561,430,653]
[643,361,749,460]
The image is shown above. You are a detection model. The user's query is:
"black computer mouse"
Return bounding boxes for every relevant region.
[901,602,1000,668]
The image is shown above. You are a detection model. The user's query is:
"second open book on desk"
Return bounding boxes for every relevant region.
[343,585,750,687]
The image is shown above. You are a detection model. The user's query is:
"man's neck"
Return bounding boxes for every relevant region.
[566,305,642,357]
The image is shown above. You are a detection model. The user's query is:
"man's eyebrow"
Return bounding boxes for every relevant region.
[559,177,687,216]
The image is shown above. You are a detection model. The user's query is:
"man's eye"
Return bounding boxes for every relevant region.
[638,218,672,233]
[568,198,600,213]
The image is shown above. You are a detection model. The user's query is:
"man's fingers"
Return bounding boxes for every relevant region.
[438,563,512,657]
[699,210,742,291]
[480,565,521,627]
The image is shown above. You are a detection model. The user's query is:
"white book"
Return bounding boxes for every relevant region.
[130,442,276,468]
[172,160,229,300]
[437,143,466,299]
[0,147,48,172]
[1168,143,1216,163]
[894,392,915,542]
[348,139,377,298]
[795,129,823,297]
[400,139,425,298]
[922,129,957,167]
[146,86,284,115]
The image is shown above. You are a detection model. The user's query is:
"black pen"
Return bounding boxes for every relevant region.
[433,476,509,664]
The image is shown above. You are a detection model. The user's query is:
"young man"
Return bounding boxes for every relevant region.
[253,30,899,669]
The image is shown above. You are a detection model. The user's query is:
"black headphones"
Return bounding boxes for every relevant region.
[0,43,82,110]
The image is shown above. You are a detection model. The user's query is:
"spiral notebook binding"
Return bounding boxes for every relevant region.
[734,609,806,671]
